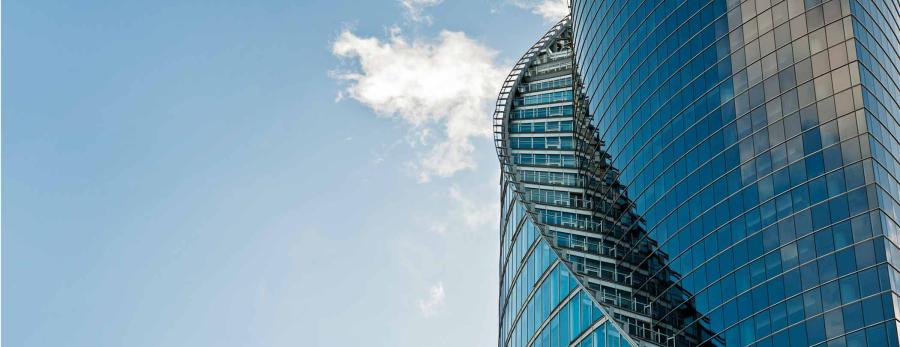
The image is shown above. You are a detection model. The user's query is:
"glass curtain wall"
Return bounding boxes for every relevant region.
[571,0,900,345]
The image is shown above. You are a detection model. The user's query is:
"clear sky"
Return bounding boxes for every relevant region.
[3,0,565,346]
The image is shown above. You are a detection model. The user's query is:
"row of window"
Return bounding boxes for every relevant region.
[512,153,578,168]
[538,208,600,232]
[529,59,574,76]
[525,187,580,208]
[512,105,574,120]
[555,231,628,259]
[510,136,575,150]
[515,90,574,107]
[520,76,573,93]
[509,120,574,133]
[518,170,582,187]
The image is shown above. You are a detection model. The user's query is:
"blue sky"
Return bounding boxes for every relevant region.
[3,0,566,346]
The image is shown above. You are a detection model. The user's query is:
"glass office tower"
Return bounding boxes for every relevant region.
[499,1,900,347]
[565,0,900,346]
[496,17,642,347]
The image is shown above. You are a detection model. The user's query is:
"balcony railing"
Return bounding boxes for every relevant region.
[539,215,602,232]
[531,196,593,209]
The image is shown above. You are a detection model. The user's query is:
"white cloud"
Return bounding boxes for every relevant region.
[399,0,444,24]
[511,0,569,21]
[427,184,498,236]
[417,281,446,317]
[331,27,505,182]
[448,185,496,230]
[430,224,448,235]
[533,0,569,20]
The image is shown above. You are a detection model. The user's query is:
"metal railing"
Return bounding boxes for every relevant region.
[492,17,570,169]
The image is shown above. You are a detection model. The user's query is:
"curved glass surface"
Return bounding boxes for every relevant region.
[571,0,900,346]
[497,18,639,347]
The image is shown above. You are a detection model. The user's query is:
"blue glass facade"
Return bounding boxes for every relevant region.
[497,18,639,347]
[568,0,900,346]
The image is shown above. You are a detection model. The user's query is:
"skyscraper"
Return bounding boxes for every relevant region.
[496,17,642,347]
[498,1,900,346]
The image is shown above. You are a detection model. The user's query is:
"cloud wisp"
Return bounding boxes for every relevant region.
[399,0,444,24]
[510,0,569,21]
[331,27,505,182]
[417,281,446,317]
[427,184,500,236]
[448,185,497,230]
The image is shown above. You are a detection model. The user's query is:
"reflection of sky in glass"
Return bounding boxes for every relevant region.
[573,0,900,345]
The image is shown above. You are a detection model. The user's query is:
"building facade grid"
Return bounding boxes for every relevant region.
[569,0,900,346]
